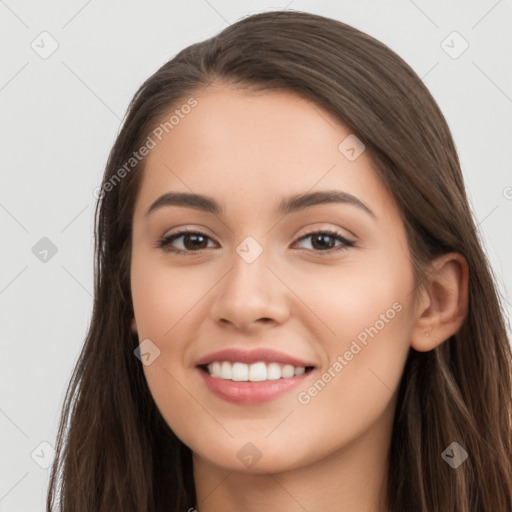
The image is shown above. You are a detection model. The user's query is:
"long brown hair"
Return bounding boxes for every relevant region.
[46,10,512,511]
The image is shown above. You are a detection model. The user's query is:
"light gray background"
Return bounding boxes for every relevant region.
[1,1,511,510]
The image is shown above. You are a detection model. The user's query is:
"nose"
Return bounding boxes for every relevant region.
[209,247,291,334]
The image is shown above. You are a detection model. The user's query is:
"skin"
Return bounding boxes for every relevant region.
[130,84,468,512]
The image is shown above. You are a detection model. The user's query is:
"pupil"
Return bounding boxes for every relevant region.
[313,234,334,250]
[181,233,336,251]
[185,234,207,250]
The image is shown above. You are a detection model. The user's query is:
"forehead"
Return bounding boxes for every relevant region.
[133,85,396,225]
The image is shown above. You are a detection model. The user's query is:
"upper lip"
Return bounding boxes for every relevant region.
[195,348,316,368]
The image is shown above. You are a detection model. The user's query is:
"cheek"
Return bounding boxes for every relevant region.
[290,252,414,415]
[131,257,210,446]
[293,251,413,349]
[130,251,206,340]
[286,291,412,466]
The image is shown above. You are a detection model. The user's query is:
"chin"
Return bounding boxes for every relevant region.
[189,436,316,475]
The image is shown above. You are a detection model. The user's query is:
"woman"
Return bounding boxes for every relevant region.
[46,10,512,512]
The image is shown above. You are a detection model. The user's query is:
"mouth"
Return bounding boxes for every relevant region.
[198,361,315,381]
[195,348,317,405]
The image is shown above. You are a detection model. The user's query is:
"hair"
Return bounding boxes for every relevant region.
[46,9,512,512]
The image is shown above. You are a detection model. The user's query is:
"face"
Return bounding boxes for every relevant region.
[130,85,419,474]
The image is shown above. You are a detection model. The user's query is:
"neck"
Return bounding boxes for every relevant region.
[192,400,394,512]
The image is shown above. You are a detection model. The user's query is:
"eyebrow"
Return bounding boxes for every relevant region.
[145,190,376,219]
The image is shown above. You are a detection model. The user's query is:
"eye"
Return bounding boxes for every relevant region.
[156,229,216,255]
[156,228,355,256]
[292,229,355,254]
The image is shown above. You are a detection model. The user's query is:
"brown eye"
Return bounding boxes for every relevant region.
[294,230,355,254]
[157,230,214,255]
[156,229,355,257]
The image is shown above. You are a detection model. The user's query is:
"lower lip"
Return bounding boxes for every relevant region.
[197,368,312,405]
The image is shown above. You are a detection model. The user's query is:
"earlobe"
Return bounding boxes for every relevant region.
[411,253,469,352]
[131,318,138,333]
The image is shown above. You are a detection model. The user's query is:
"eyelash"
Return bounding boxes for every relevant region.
[156,228,355,256]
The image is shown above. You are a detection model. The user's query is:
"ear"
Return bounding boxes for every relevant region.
[131,318,138,333]
[411,252,469,352]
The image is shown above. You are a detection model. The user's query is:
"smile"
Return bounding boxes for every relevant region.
[203,361,313,381]
[195,347,317,404]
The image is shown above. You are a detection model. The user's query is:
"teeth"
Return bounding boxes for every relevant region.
[206,361,308,381]
[220,361,231,379]
[232,362,249,381]
[248,362,267,381]
[267,362,281,380]
[281,364,295,378]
